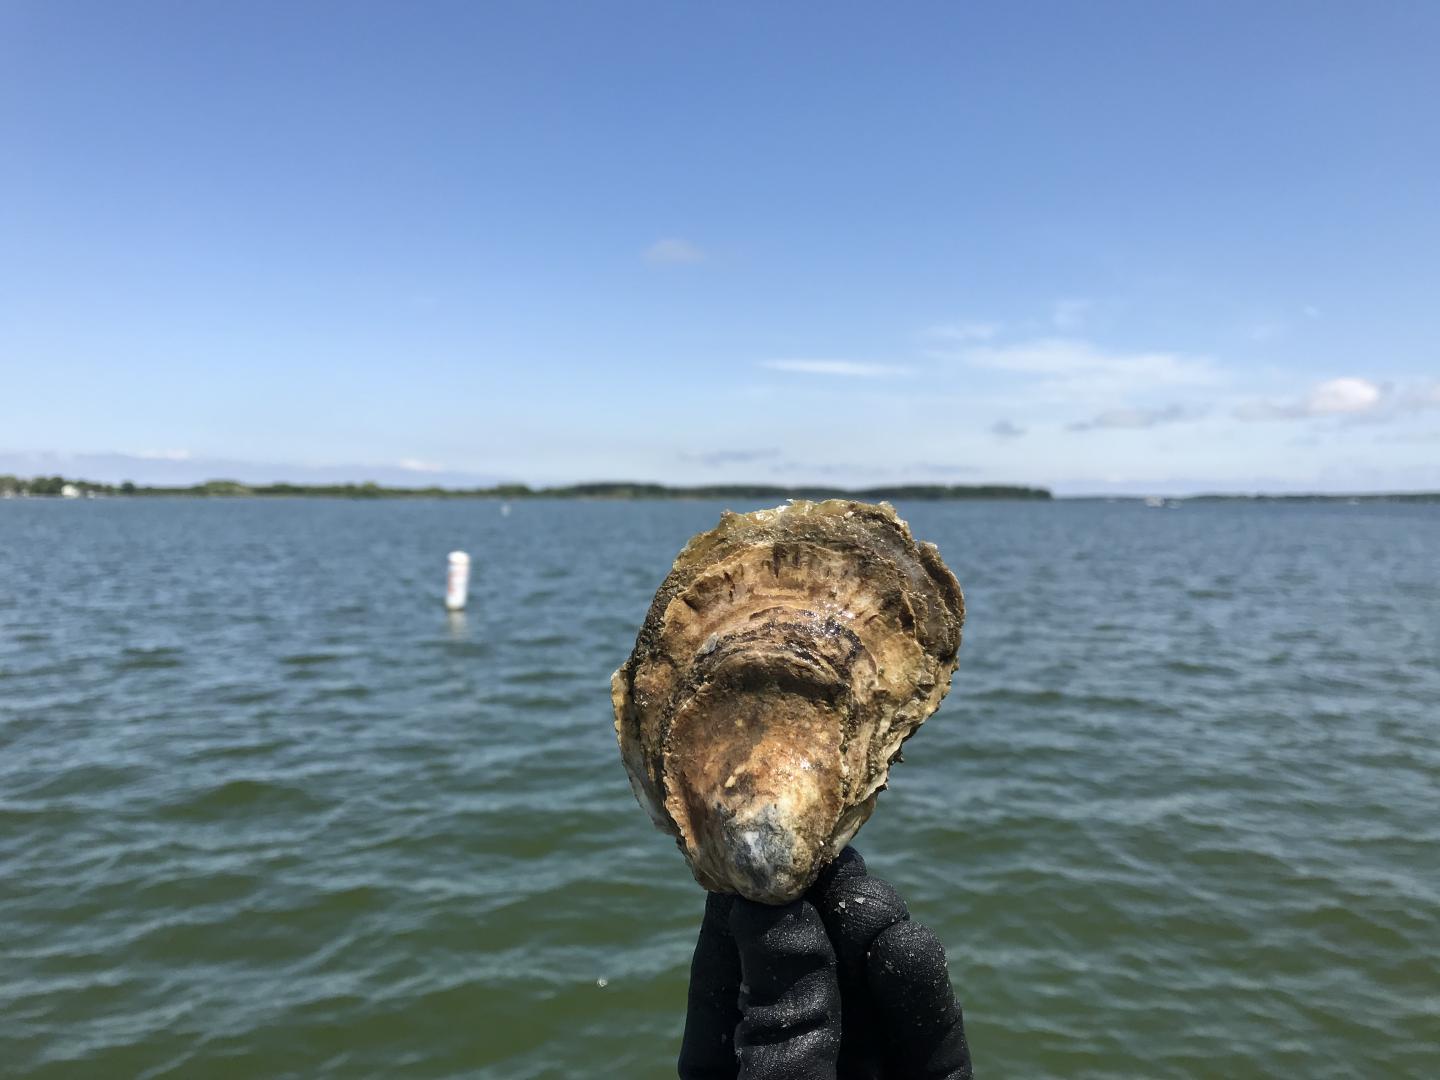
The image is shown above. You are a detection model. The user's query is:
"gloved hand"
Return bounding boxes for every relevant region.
[678,847,972,1080]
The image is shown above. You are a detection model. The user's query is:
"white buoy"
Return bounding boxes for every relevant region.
[445,551,471,611]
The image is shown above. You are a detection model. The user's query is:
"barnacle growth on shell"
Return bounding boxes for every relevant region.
[611,500,964,904]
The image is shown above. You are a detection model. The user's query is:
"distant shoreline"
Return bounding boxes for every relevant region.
[1,476,1052,501]
[4,475,1439,502]
[1065,492,1440,503]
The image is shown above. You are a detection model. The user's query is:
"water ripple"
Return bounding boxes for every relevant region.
[2,498,1437,1078]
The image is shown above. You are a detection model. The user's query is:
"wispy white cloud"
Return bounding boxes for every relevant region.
[991,419,1026,439]
[397,457,445,472]
[962,338,1219,390]
[1239,376,1440,423]
[643,237,705,264]
[1237,376,1383,421]
[925,321,999,343]
[767,460,893,478]
[1309,377,1383,414]
[136,448,193,461]
[1399,379,1440,411]
[765,460,981,480]
[680,448,781,467]
[1052,298,1093,331]
[1068,404,1204,431]
[761,359,913,378]
[907,462,981,475]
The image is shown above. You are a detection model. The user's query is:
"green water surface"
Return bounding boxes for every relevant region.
[1,499,1436,1078]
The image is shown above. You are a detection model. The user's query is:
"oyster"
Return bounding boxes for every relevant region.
[611,500,964,904]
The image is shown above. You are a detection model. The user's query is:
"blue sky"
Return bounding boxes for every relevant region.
[2,1,1437,493]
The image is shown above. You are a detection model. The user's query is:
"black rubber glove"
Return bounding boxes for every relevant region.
[678,847,972,1080]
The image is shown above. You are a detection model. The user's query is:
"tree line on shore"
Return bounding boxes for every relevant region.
[0,474,1053,501]
[12,474,1432,502]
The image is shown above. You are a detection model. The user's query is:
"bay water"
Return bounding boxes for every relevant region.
[1,498,1436,1078]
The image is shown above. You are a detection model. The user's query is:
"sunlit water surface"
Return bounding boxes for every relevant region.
[1,498,1437,1078]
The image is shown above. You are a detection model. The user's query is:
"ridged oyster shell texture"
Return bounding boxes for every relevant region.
[611,500,964,904]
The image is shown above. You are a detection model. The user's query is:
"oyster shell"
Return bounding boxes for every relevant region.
[611,500,964,904]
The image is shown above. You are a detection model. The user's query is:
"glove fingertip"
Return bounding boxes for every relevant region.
[703,890,736,925]
[729,896,835,981]
[729,898,843,1078]
[868,920,972,1079]
[808,871,910,973]
[812,852,864,898]
[679,892,743,1079]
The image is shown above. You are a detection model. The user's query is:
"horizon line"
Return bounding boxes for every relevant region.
[4,474,1440,502]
